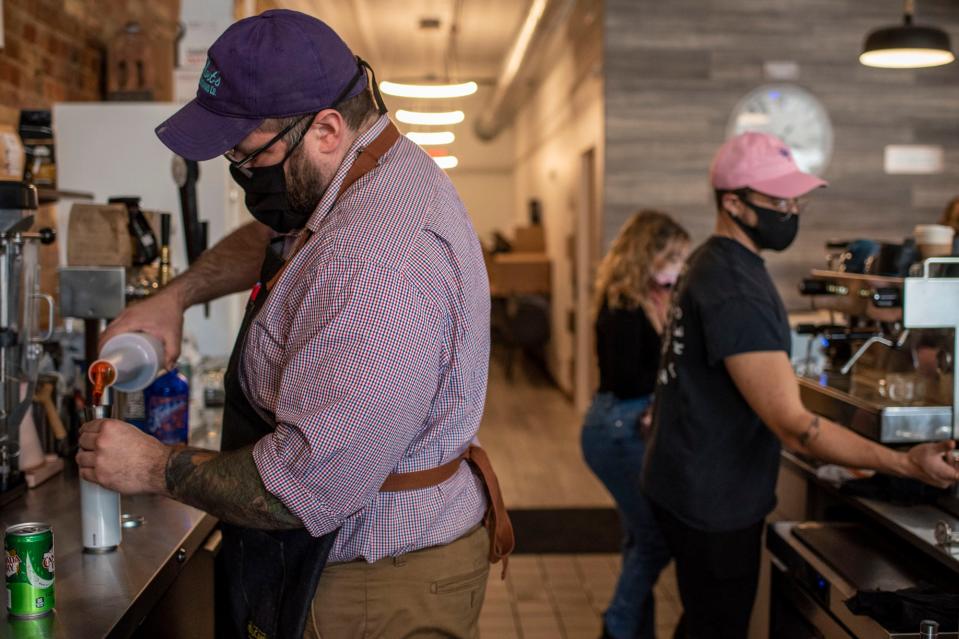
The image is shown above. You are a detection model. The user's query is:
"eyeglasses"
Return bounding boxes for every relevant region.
[737,189,809,215]
[224,112,315,176]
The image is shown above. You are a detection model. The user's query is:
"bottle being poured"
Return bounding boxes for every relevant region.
[89,361,117,407]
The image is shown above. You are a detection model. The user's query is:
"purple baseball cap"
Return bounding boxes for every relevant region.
[710,132,827,199]
[155,9,367,161]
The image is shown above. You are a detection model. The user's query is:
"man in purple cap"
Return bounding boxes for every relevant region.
[640,132,957,639]
[77,9,512,638]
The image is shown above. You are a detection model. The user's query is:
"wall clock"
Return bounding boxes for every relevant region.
[727,83,833,177]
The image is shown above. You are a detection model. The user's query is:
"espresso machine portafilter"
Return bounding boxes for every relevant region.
[0,181,56,503]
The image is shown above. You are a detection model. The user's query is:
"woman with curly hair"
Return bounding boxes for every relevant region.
[582,210,690,639]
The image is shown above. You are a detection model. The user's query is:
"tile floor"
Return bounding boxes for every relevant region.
[478,352,682,638]
[480,554,681,639]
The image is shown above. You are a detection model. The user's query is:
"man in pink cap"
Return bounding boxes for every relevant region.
[641,132,957,638]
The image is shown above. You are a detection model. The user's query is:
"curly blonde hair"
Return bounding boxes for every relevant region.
[941,196,959,231]
[594,210,690,317]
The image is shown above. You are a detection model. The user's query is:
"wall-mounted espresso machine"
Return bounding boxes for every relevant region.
[796,255,959,445]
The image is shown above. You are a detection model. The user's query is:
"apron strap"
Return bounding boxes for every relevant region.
[264,231,311,291]
[261,121,402,293]
[464,445,515,578]
[336,121,401,200]
[378,450,469,492]
[379,444,515,578]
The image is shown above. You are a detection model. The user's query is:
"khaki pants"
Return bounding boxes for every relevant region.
[305,525,490,639]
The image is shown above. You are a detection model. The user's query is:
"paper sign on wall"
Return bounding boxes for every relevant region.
[884,145,945,175]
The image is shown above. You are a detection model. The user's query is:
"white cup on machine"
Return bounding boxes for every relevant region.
[914,224,956,260]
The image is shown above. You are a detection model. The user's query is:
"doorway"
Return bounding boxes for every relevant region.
[572,147,602,415]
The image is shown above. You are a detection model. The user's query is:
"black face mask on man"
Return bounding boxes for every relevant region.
[228,60,380,234]
[229,131,313,233]
[727,198,799,252]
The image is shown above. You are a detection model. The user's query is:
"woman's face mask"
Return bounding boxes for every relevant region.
[650,244,689,290]
[652,267,682,289]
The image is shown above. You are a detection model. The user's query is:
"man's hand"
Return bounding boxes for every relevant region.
[99,288,185,369]
[904,440,959,489]
[77,419,172,495]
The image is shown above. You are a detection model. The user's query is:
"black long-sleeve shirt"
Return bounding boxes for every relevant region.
[595,301,661,400]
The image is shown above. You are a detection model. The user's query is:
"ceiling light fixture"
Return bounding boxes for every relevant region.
[502,0,547,79]
[406,131,456,145]
[434,156,459,170]
[860,0,955,68]
[396,110,466,126]
[380,81,478,99]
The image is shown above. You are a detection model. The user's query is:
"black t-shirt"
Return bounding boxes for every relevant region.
[641,236,791,531]
[596,301,661,400]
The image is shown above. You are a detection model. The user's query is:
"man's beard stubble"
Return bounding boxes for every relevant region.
[287,148,330,218]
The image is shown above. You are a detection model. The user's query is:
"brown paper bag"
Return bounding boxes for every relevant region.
[67,203,133,266]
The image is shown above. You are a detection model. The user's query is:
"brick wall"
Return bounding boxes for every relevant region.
[0,0,181,125]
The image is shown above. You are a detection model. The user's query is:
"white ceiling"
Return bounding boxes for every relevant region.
[271,0,532,82]
[256,0,535,170]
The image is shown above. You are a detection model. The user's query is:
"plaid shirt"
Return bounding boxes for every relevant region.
[247,115,490,562]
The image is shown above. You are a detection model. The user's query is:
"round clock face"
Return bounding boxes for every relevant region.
[726,83,833,177]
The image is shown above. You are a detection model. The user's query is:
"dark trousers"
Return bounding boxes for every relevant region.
[651,503,763,639]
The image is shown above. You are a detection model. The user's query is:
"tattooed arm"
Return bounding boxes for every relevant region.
[76,418,304,529]
[164,445,304,530]
[723,350,958,488]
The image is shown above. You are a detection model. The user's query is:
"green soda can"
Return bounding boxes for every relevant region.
[9,613,54,638]
[5,523,55,618]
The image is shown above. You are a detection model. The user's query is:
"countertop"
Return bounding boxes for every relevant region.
[0,464,217,638]
[782,451,959,577]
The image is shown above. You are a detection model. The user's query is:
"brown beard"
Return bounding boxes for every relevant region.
[286,146,329,218]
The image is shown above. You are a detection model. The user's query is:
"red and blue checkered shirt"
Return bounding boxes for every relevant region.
[247,115,490,562]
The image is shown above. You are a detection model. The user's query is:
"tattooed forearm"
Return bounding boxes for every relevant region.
[798,415,821,448]
[164,445,304,530]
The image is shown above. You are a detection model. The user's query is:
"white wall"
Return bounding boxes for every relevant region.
[449,169,515,246]
[53,102,246,358]
[386,86,517,246]
[509,0,604,396]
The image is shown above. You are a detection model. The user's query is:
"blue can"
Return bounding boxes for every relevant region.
[142,368,189,445]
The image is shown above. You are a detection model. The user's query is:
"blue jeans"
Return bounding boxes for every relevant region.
[581,393,672,639]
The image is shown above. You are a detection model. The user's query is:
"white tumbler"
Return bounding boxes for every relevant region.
[80,405,121,553]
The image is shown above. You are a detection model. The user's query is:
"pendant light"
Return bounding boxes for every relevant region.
[406,131,456,145]
[396,110,466,126]
[860,0,955,68]
[379,81,478,99]
[433,156,459,170]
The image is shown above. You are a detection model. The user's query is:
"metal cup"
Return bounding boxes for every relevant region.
[79,405,121,553]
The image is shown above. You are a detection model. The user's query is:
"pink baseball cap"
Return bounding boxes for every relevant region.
[710,132,827,199]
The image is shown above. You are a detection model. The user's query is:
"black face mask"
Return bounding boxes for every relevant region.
[729,201,799,252]
[228,58,389,234]
[229,145,310,234]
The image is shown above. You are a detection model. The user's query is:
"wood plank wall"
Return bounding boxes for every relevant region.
[604,0,959,309]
